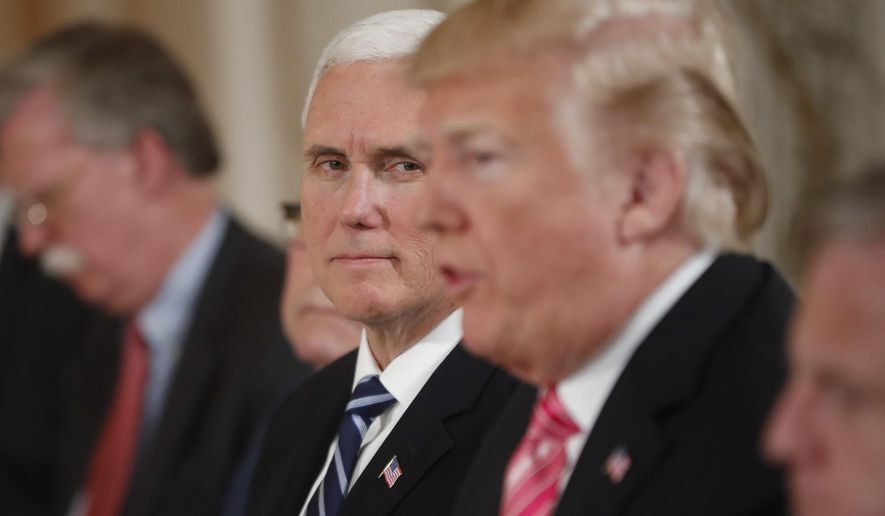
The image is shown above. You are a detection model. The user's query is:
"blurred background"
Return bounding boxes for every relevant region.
[1,0,883,283]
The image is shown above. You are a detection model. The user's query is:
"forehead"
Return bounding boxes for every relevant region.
[793,241,885,376]
[303,59,424,150]
[0,86,77,183]
[421,54,567,139]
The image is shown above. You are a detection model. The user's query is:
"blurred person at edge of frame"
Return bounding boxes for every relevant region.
[412,0,794,514]
[0,22,310,516]
[766,164,885,516]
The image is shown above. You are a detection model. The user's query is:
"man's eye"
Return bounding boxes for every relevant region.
[391,161,422,173]
[318,159,346,171]
[470,151,498,165]
[459,148,500,169]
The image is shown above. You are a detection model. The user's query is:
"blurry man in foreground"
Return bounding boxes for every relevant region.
[0,23,308,516]
[414,0,792,514]
[766,164,885,516]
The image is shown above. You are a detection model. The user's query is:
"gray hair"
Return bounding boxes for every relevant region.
[815,163,885,245]
[0,22,220,176]
[301,9,444,127]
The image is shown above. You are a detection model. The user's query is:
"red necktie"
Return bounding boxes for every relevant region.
[84,322,149,516]
[501,386,579,516]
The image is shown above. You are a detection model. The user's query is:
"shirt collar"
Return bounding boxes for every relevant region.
[136,208,228,358]
[558,249,716,432]
[353,308,463,407]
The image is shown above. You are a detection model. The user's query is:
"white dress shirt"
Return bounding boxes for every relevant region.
[555,250,716,490]
[298,309,463,516]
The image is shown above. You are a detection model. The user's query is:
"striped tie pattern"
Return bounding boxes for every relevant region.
[306,375,396,516]
[501,386,579,516]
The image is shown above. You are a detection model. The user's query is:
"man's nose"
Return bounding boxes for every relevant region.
[764,379,820,467]
[339,169,384,230]
[417,158,465,236]
[16,213,51,257]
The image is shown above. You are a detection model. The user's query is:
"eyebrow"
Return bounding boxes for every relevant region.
[370,145,421,163]
[440,119,487,141]
[303,145,345,162]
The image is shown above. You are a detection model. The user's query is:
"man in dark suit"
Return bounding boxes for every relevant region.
[248,10,518,516]
[0,223,100,516]
[0,23,310,516]
[412,1,792,514]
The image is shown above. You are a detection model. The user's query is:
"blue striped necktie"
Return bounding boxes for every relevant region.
[305,375,396,516]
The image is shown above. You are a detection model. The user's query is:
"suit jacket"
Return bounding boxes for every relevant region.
[55,217,312,516]
[0,229,98,516]
[248,343,520,516]
[452,254,793,516]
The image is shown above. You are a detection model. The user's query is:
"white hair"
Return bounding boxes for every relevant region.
[301,9,445,127]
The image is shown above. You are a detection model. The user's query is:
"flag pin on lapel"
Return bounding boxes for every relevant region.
[604,445,632,484]
[379,455,403,489]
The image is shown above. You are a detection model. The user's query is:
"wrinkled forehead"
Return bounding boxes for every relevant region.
[793,241,885,370]
[303,59,425,152]
[419,52,571,138]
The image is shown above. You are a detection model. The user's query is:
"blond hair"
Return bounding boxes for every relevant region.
[413,0,766,249]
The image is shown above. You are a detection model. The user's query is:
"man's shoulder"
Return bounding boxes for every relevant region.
[270,350,358,424]
[213,215,286,280]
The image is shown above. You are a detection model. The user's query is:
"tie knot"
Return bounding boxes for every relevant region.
[346,375,396,420]
[525,386,579,443]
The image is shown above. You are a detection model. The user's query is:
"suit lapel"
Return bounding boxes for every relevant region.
[474,383,537,515]
[60,315,123,504]
[557,255,765,516]
[274,355,356,515]
[124,291,221,514]
[125,222,242,513]
[340,345,498,515]
[556,381,668,516]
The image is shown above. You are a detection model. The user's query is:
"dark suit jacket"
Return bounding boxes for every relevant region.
[0,229,98,516]
[452,254,793,516]
[55,217,311,516]
[248,343,520,516]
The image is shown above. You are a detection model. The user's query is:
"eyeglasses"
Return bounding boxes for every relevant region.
[281,201,301,241]
[15,172,82,229]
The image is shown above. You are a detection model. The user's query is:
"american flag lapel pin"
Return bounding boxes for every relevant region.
[379,455,403,489]
[604,445,632,484]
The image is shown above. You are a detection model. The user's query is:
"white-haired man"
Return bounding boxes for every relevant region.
[414,0,792,515]
[248,10,518,516]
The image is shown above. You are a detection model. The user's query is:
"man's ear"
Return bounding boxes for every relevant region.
[617,147,685,243]
[129,128,175,193]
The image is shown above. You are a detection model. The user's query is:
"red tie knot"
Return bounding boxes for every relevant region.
[525,386,579,443]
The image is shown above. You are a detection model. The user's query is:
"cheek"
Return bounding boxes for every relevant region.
[300,183,339,244]
[840,415,885,477]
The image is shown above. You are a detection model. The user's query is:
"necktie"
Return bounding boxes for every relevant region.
[84,322,149,516]
[306,375,396,516]
[501,386,579,516]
